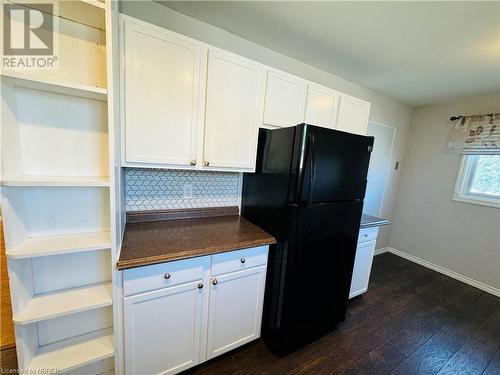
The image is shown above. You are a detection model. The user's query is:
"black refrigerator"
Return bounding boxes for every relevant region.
[241,123,374,355]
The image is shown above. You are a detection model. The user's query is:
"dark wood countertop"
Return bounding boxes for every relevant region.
[117,207,276,270]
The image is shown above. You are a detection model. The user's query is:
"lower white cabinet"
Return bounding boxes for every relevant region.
[124,282,207,375]
[206,266,267,359]
[350,227,379,298]
[122,246,269,375]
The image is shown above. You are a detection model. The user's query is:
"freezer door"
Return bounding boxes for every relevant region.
[292,124,374,204]
[268,200,363,353]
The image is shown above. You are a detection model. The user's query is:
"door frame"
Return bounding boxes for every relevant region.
[366,121,396,218]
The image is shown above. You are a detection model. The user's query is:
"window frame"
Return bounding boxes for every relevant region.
[452,154,500,209]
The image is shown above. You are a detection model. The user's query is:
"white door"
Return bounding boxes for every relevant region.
[203,49,265,171]
[206,266,267,359]
[263,70,307,128]
[304,83,339,129]
[336,95,371,135]
[364,122,396,216]
[124,281,207,375]
[349,240,377,298]
[123,16,206,167]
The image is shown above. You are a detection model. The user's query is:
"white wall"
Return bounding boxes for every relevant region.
[390,92,500,291]
[120,1,414,247]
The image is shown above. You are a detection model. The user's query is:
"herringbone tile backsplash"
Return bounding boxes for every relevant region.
[125,168,242,211]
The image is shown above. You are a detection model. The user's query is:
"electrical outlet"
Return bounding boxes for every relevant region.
[183,184,193,198]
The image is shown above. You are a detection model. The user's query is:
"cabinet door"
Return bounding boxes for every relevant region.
[304,83,339,129]
[336,95,371,135]
[203,49,265,171]
[206,266,267,360]
[263,70,307,128]
[124,281,207,375]
[349,240,376,299]
[123,16,206,167]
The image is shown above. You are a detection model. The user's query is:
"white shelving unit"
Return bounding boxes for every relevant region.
[28,329,114,373]
[6,231,111,259]
[1,1,122,374]
[1,71,107,101]
[13,282,112,325]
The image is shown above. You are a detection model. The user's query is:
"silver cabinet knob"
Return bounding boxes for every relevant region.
[190,160,196,166]
[240,258,246,264]
[163,273,171,280]
[197,283,203,289]
[211,278,218,285]
[204,161,210,167]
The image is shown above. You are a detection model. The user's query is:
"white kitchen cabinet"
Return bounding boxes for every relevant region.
[263,70,307,128]
[350,227,379,298]
[304,83,340,129]
[123,282,207,375]
[120,16,372,172]
[202,49,265,171]
[122,246,269,375]
[122,16,206,168]
[206,266,267,359]
[336,94,371,135]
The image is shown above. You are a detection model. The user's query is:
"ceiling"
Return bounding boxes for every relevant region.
[161,1,500,106]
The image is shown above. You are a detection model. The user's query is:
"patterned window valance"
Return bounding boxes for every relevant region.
[447,113,500,154]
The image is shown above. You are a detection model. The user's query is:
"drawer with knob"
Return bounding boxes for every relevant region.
[123,256,210,296]
[211,246,268,276]
[358,227,379,244]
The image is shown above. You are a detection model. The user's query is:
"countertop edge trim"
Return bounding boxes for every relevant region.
[117,237,276,270]
[360,220,390,228]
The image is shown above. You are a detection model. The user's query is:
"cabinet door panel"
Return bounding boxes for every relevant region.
[123,17,205,166]
[304,84,339,129]
[206,266,267,359]
[203,50,265,171]
[349,240,376,298]
[263,71,307,128]
[124,282,206,375]
[336,95,371,135]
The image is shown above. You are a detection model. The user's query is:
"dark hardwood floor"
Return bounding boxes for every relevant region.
[186,253,500,375]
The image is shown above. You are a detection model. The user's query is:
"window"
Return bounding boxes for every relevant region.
[453,154,500,208]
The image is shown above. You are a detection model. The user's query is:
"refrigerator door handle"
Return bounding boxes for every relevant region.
[307,132,317,203]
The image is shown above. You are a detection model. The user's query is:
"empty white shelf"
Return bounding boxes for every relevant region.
[1,71,107,101]
[13,282,112,325]
[1,176,110,187]
[10,0,106,30]
[6,231,111,259]
[28,328,114,373]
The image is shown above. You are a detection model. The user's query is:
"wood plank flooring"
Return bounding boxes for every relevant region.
[1,217,15,350]
[186,253,500,375]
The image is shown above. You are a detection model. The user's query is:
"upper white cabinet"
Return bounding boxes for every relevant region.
[122,16,206,168]
[120,15,372,171]
[335,94,371,135]
[263,70,307,128]
[202,49,265,171]
[304,83,340,129]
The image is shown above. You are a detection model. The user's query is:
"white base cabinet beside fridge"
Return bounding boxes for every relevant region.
[122,246,269,375]
[350,227,379,299]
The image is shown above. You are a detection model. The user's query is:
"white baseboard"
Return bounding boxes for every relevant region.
[382,247,500,298]
[374,247,390,256]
